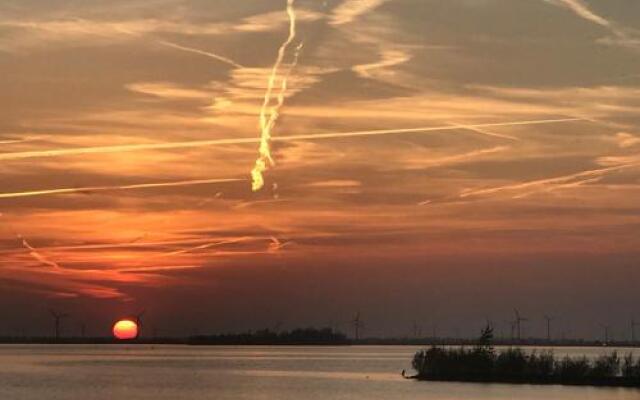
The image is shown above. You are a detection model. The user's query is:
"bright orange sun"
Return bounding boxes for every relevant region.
[113,319,139,340]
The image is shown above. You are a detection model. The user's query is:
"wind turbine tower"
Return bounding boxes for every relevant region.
[631,319,639,343]
[544,315,553,342]
[412,320,421,338]
[135,310,145,339]
[353,312,364,341]
[600,324,611,344]
[514,309,528,341]
[49,309,69,340]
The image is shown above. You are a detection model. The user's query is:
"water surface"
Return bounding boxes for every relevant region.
[0,345,638,399]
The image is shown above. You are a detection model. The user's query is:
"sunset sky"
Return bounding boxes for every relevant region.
[1,0,640,339]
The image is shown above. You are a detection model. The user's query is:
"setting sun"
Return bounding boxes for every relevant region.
[113,319,138,340]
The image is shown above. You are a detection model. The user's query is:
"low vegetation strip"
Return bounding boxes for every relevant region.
[412,326,640,387]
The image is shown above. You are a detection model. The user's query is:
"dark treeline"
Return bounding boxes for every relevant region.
[0,336,186,345]
[355,337,637,347]
[0,327,349,345]
[189,327,350,345]
[412,326,640,387]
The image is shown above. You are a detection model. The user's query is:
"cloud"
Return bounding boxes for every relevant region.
[330,0,389,25]
[126,82,216,100]
[614,132,640,149]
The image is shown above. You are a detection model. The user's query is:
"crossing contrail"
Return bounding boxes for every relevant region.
[0,178,242,199]
[251,0,300,191]
[0,118,582,162]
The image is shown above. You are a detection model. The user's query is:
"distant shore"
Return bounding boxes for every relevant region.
[1,337,640,347]
[412,375,640,388]
[412,346,640,388]
[411,326,640,388]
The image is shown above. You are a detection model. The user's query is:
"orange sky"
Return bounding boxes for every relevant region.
[1,0,639,338]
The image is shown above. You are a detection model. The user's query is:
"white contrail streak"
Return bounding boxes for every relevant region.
[543,0,636,47]
[0,178,242,199]
[459,162,639,199]
[512,176,603,199]
[544,0,611,28]
[0,236,262,256]
[251,0,300,191]
[19,236,62,269]
[447,121,520,141]
[157,40,245,69]
[0,118,581,162]
[151,238,250,258]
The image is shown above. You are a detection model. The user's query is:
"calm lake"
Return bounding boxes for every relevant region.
[0,345,638,399]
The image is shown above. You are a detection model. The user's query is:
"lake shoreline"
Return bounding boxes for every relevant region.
[412,375,640,388]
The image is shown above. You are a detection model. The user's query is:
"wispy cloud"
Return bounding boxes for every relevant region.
[126,82,216,100]
[352,49,411,79]
[330,0,389,25]
[614,132,640,148]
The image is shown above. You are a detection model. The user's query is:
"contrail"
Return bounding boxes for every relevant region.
[459,162,638,199]
[412,146,510,169]
[0,237,255,255]
[543,0,635,46]
[268,236,293,253]
[0,118,582,162]
[157,40,245,69]
[151,237,250,258]
[19,235,62,269]
[447,121,520,141]
[278,118,581,141]
[251,0,300,191]
[0,178,242,199]
[512,176,603,199]
[544,0,611,28]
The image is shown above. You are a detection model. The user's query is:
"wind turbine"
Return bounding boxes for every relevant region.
[134,310,145,339]
[514,309,528,341]
[49,309,69,340]
[272,320,284,333]
[431,323,438,341]
[600,324,611,344]
[544,315,554,342]
[412,320,422,339]
[485,317,495,331]
[352,312,364,340]
[631,319,639,343]
[505,319,516,341]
